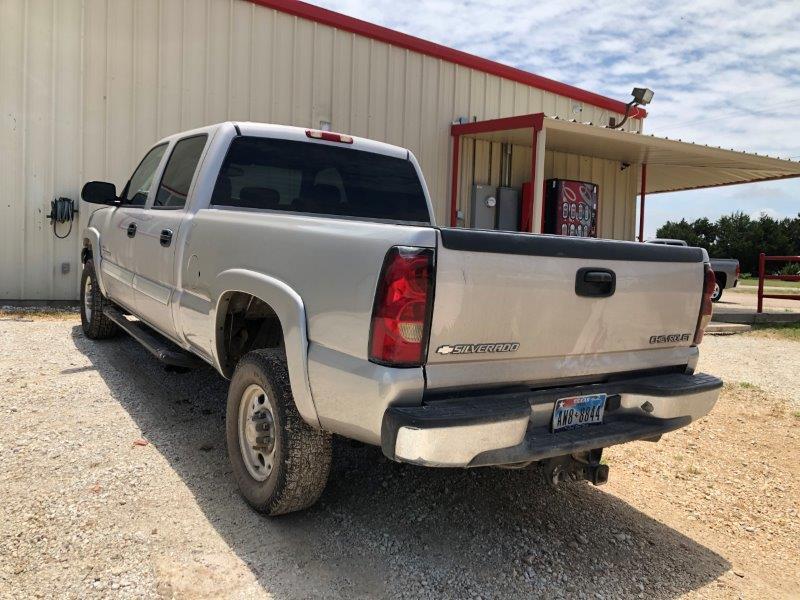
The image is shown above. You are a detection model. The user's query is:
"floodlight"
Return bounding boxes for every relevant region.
[631,87,654,105]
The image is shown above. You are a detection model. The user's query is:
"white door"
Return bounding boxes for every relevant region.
[131,134,208,341]
[100,143,168,311]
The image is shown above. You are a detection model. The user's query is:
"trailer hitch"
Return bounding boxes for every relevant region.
[543,449,609,487]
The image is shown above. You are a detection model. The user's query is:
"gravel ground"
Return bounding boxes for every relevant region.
[700,333,800,407]
[1,311,798,599]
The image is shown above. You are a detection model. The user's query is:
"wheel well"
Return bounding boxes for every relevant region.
[81,239,92,264]
[715,272,727,289]
[217,292,284,377]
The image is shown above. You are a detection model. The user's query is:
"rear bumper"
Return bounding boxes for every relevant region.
[381,372,722,467]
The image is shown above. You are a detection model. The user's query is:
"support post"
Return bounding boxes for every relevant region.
[638,163,647,242]
[757,252,765,313]
[528,127,538,233]
[449,135,460,227]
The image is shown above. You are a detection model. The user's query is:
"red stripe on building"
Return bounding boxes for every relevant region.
[247,0,646,120]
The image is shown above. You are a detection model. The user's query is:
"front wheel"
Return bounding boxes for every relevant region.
[711,280,723,302]
[226,349,332,516]
[80,259,119,339]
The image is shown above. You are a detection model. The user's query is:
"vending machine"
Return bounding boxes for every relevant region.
[543,179,599,238]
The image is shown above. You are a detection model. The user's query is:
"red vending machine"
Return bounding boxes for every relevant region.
[543,179,599,238]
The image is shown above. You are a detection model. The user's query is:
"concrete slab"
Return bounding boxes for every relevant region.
[712,310,800,325]
[705,322,752,335]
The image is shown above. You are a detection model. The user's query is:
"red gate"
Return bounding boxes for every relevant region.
[757,253,800,313]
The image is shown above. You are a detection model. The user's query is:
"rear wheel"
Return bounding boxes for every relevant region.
[80,259,119,339]
[226,349,332,516]
[711,280,723,302]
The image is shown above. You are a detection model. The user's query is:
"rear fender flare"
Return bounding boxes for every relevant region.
[212,269,320,428]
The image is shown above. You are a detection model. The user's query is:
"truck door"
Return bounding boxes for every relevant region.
[100,143,168,311]
[131,134,208,341]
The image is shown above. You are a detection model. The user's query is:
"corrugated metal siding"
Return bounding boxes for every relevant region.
[0,0,641,300]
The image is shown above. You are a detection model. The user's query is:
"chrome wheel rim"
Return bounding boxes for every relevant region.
[238,384,276,482]
[83,277,93,321]
[713,282,720,300]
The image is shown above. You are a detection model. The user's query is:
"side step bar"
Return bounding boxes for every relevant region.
[102,306,205,369]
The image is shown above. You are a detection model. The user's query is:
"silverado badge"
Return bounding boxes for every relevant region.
[649,333,691,344]
[436,342,519,355]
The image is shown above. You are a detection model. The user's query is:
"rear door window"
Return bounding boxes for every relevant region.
[154,134,208,209]
[211,136,431,223]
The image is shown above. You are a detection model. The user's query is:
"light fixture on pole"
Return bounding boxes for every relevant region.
[609,87,654,129]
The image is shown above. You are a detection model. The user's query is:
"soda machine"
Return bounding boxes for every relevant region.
[543,179,598,238]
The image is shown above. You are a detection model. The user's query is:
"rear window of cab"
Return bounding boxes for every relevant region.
[211,136,431,223]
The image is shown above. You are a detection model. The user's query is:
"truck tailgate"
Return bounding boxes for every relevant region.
[426,229,706,387]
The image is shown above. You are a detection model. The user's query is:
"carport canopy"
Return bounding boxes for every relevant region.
[449,113,800,236]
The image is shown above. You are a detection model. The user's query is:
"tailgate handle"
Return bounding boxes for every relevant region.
[576,268,616,298]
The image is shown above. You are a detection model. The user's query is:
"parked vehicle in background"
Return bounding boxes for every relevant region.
[78,122,723,516]
[646,239,739,301]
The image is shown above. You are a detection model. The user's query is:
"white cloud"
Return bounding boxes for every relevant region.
[317,0,800,234]
[749,208,781,220]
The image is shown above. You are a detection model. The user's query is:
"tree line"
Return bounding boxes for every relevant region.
[656,212,800,275]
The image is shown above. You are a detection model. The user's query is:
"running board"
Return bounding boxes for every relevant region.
[102,306,205,369]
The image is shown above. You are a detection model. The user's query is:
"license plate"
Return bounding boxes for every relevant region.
[552,393,606,432]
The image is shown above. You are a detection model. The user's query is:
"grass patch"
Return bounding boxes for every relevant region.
[0,306,79,321]
[686,464,702,476]
[751,323,800,341]
[738,381,759,390]
[739,277,800,290]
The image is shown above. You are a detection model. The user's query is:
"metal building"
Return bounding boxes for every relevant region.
[2,0,799,301]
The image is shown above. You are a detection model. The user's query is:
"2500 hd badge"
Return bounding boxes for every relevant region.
[649,333,691,344]
[436,342,520,355]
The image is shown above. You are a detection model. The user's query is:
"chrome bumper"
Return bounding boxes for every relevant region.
[381,372,722,468]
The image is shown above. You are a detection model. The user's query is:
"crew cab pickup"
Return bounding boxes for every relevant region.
[80,122,722,515]
[647,239,739,301]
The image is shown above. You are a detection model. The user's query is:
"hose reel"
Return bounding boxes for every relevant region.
[47,197,78,239]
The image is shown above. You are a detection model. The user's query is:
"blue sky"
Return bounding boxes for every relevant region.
[316,0,800,237]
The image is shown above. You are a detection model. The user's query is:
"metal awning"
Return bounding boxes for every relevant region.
[451,113,800,195]
[543,117,800,194]
[449,113,800,237]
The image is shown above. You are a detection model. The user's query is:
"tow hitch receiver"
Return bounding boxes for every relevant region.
[543,449,609,487]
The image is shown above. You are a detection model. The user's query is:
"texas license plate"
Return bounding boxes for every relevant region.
[552,393,606,432]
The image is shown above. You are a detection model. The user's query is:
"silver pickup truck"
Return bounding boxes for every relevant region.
[80,122,722,516]
[646,239,740,302]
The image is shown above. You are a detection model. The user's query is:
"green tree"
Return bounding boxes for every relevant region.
[656,211,800,275]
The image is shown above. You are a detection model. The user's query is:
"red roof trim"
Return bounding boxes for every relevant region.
[247,0,646,119]
[450,113,545,137]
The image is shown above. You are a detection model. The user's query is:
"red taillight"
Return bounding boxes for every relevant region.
[693,265,715,345]
[735,263,741,278]
[305,129,354,144]
[369,246,435,367]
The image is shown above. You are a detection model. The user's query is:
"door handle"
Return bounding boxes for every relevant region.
[160,229,173,247]
[575,268,616,298]
[127,222,137,238]
[584,271,613,284]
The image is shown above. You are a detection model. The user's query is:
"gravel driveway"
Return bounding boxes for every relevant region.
[1,312,797,599]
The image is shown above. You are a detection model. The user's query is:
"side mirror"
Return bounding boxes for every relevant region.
[81,181,118,205]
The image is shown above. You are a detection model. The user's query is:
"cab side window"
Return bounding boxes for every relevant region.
[154,135,208,209]
[123,144,168,206]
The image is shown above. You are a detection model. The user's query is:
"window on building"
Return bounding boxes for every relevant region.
[154,135,208,209]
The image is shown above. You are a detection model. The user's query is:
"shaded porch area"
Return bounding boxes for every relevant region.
[448,113,800,241]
